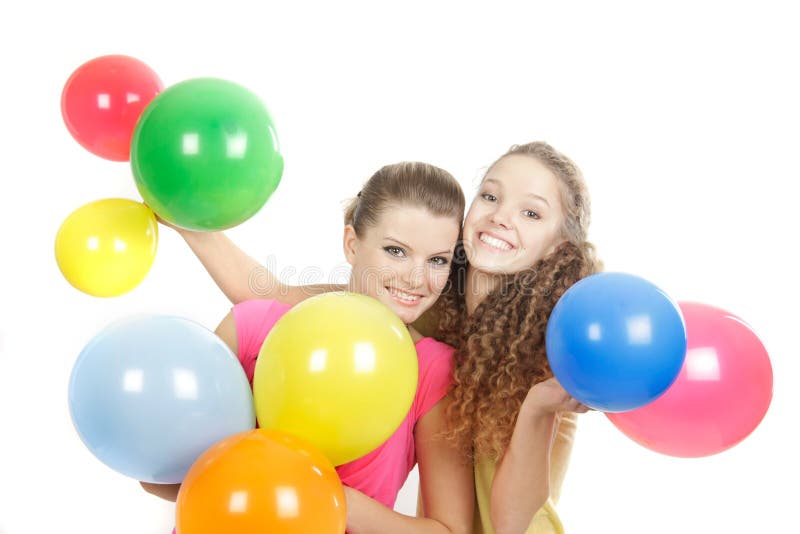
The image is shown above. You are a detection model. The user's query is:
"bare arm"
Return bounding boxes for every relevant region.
[178,229,321,305]
[490,378,587,534]
[345,398,474,534]
[138,311,241,502]
[168,223,343,305]
[179,230,269,303]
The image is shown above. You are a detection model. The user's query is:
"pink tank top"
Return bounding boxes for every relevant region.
[232,298,454,509]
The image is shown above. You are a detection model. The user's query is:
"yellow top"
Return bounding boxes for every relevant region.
[473,413,577,534]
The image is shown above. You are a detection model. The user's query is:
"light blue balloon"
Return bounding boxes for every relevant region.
[68,315,255,483]
[546,272,687,412]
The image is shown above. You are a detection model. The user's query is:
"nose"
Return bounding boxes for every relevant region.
[400,261,425,289]
[490,204,514,229]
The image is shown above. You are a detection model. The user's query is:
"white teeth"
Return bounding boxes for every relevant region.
[388,288,421,301]
[479,233,513,251]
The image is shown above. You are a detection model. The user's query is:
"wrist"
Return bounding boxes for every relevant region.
[179,227,218,244]
[520,396,558,422]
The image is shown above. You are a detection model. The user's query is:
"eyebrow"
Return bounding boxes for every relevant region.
[385,237,452,256]
[484,178,551,207]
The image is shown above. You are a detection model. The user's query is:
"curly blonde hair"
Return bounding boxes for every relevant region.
[435,142,602,459]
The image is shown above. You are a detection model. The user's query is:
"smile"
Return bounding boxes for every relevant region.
[386,287,423,306]
[478,232,514,251]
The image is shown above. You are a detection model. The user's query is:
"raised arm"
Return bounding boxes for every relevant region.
[490,377,587,534]
[166,222,342,305]
[344,398,474,534]
[175,227,302,304]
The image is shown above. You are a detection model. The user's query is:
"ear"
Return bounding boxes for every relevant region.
[343,224,359,266]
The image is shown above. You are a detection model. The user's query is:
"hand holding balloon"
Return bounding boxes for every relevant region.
[521,377,591,417]
[546,272,687,412]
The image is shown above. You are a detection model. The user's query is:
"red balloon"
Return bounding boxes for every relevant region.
[61,55,162,161]
[607,302,773,457]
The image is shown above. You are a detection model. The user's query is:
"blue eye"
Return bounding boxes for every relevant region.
[481,192,497,202]
[384,246,406,257]
[523,210,540,219]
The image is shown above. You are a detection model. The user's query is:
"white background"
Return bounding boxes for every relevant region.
[1,1,797,533]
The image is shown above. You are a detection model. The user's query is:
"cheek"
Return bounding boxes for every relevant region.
[523,228,562,260]
[463,205,483,229]
[429,269,450,293]
[356,252,388,277]
[351,257,387,291]
[349,264,367,290]
[545,226,565,252]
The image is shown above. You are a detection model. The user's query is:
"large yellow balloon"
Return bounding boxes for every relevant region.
[254,292,418,466]
[55,198,158,297]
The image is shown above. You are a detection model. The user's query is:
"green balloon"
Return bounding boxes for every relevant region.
[131,78,283,231]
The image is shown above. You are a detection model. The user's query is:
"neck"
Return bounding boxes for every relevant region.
[408,325,423,342]
[464,264,505,315]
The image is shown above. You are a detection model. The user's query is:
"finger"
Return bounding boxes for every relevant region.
[565,398,590,413]
[559,399,577,412]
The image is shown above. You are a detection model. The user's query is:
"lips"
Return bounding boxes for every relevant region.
[477,231,515,251]
[386,286,424,306]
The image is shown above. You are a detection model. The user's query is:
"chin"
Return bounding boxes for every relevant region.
[377,298,416,325]
[468,251,515,274]
[394,307,421,326]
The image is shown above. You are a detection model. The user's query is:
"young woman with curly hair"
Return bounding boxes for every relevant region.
[158,142,601,534]
[425,142,602,533]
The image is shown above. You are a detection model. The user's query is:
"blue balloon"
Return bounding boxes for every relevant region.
[546,272,687,412]
[68,315,255,483]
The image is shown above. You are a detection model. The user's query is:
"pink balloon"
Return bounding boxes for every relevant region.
[606,301,772,457]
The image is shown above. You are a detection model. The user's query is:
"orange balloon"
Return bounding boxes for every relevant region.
[176,429,346,534]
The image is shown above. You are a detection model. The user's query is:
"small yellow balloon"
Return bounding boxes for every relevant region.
[55,198,158,297]
[254,292,418,466]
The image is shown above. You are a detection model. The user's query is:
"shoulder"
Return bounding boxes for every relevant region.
[232,298,293,323]
[412,337,455,419]
[415,337,455,370]
[230,299,293,356]
[282,283,347,306]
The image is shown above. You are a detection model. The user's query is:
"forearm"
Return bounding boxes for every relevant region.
[180,231,277,304]
[490,409,557,534]
[345,487,460,534]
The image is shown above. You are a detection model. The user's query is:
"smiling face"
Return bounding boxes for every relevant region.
[462,154,566,275]
[344,203,460,325]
